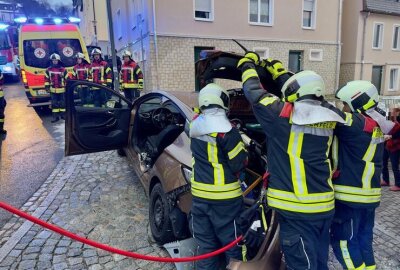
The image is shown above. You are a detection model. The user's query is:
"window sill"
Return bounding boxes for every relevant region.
[372,47,383,50]
[194,17,214,22]
[391,48,400,51]
[249,22,273,27]
[302,26,316,30]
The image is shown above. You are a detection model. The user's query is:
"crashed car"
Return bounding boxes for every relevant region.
[65,50,284,269]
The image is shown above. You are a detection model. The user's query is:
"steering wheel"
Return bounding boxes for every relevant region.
[152,108,173,129]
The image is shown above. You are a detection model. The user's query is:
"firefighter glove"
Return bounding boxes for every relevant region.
[237,52,260,69]
[260,58,288,80]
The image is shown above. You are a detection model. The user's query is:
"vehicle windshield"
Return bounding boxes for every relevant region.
[0,31,10,50]
[23,39,82,68]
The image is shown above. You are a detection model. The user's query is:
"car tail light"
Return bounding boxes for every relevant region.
[181,166,192,183]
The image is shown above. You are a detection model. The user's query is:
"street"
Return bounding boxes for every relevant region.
[0,82,64,227]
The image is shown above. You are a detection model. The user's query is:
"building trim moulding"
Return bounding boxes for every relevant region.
[148,32,339,46]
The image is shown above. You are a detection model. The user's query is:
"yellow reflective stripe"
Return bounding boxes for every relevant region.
[191,187,242,200]
[106,79,112,83]
[333,185,381,195]
[259,204,268,230]
[122,83,140,88]
[44,82,50,86]
[365,264,376,270]
[340,240,355,269]
[288,130,307,195]
[0,91,3,98]
[267,196,334,213]
[362,142,377,189]
[241,69,258,83]
[228,142,245,160]
[191,180,241,192]
[335,193,380,203]
[136,68,142,75]
[207,142,224,186]
[59,108,66,112]
[52,108,60,113]
[286,93,298,102]
[259,96,278,106]
[332,136,339,171]
[0,119,4,123]
[138,79,144,83]
[344,112,353,126]
[268,188,334,203]
[242,245,247,262]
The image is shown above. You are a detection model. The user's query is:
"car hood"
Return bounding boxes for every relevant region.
[195,50,282,97]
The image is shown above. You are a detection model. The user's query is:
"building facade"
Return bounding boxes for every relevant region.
[110,0,342,94]
[73,0,109,54]
[0,1,24,24]
[340,0,400,103]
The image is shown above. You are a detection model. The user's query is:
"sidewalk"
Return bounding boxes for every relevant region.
[0,151,399,269]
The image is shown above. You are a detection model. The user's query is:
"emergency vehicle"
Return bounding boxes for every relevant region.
[0,23,20,82]
[18,17,89,106]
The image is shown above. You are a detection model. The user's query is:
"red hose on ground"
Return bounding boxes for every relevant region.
[0,201,242,263]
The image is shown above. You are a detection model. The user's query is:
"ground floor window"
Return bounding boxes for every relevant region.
[288,50,303,73]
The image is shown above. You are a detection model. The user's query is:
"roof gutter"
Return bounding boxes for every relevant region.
[360,11,370,79]
[152,0,160,90]
[335,0,343,89]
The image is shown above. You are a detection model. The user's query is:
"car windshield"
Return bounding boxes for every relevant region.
[0,31,10,50]
[23,39,82,68]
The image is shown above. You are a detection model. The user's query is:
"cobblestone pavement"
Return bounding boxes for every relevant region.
[0,151,399,269]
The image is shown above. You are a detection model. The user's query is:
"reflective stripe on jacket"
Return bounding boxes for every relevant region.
[332,114,384,208]
[119,60,143,89]
[190,129,247,201]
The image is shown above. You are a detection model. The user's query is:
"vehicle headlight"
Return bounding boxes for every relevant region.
[3,66,13,72]
[181,166,192,183]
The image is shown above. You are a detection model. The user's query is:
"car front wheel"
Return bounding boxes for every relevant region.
[149,183,175,244]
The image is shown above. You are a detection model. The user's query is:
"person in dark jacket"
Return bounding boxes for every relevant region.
[238,53,349,270]
[0,70,6,139]
[189,83,248,270]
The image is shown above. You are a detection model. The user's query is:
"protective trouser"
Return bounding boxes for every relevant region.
[191,198,244,270]
[278,215,332,270]
[51,92,65,117]
[383,148,400,187]
[123,88,140,102]
[92,89,107,108]
[78,86,93,107]
[382,147,390,184]
[331,202,376,270]
[0,96,5,133]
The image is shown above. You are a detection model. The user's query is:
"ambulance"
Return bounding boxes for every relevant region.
[18,17,89,106]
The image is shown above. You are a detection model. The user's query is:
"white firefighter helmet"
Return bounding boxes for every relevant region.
[336,80,379,112]
[50,53,61,61]
[122,50,132,58]
[91,48,102,56]
[198,83,230,111]
[281,70,325,102]
[75,52,85,59]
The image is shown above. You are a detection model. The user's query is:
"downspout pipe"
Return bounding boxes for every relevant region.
[360,11,370,79]
[152,0,160,90]
[335,0,343,89]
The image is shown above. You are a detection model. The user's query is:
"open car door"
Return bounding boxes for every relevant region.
[65,80,132,156]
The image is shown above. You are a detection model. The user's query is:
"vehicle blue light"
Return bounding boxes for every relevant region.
[68,17,81,23]
[54,18,62,24]
[0,23,9,30]
[14,17,27,23]
[35,18,44,24]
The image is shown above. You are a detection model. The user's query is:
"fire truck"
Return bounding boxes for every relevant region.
[18,17,89,106]
[0,23,20,82]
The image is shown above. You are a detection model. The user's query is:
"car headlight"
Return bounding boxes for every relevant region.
[181,166,192,183]
[3,66,13,72]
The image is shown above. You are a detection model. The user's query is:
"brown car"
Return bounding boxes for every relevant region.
[64,50,284,269]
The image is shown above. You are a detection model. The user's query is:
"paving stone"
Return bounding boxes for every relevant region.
[53,262,68,270]
[17,260,36,270]
[38,253,52,262]
[54,247,68,255]
[83,249,97,258]
[68,257,83,265]
[84,256,99,265]
[53,255,67,264]
[7,249,22,257]
[36,230,52,239]
[88,264,103,270]
[24,246,41,254]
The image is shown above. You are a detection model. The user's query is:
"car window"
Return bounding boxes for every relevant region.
[23,39,83,68]
[72,83,129,109]
[138,96,163,114]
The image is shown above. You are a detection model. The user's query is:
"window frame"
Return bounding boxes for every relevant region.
[389,67,399,91]
[117,9,122,40]
[248,0,274,26]
[302,0,317,30]
[372,22,384,50]
[392,24,400,51]
[193,0,214,22]
[309,49,323,62]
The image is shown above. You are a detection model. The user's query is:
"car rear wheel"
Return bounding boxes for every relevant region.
[149,183,175,244]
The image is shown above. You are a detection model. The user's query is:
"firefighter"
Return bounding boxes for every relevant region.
[45,53,68,123]
[189,83,248,270]
[331,81,400,270]
[70,53,92,106]
[0,70,6,139]
[120,50,143,101]
[89,48,112,107]
[238,53,349,270]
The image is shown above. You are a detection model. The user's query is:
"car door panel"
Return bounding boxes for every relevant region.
[65,80,132,156]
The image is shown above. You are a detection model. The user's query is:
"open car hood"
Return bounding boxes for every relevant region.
[195,50,282,97]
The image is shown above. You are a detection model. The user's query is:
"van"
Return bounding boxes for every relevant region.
[18,17,89,106]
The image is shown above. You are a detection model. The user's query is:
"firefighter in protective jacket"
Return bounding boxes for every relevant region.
[89,48,112,107]
[120,50,143,101]
[331,81,400,270]
[238,53,349,270]
[189,83,248,270]
[0,70,6,138]
[45,53,68,123]
[70,53,92,106]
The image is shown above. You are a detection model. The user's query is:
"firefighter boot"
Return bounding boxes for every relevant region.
[51,113,60,123]
[0,123,6,140]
